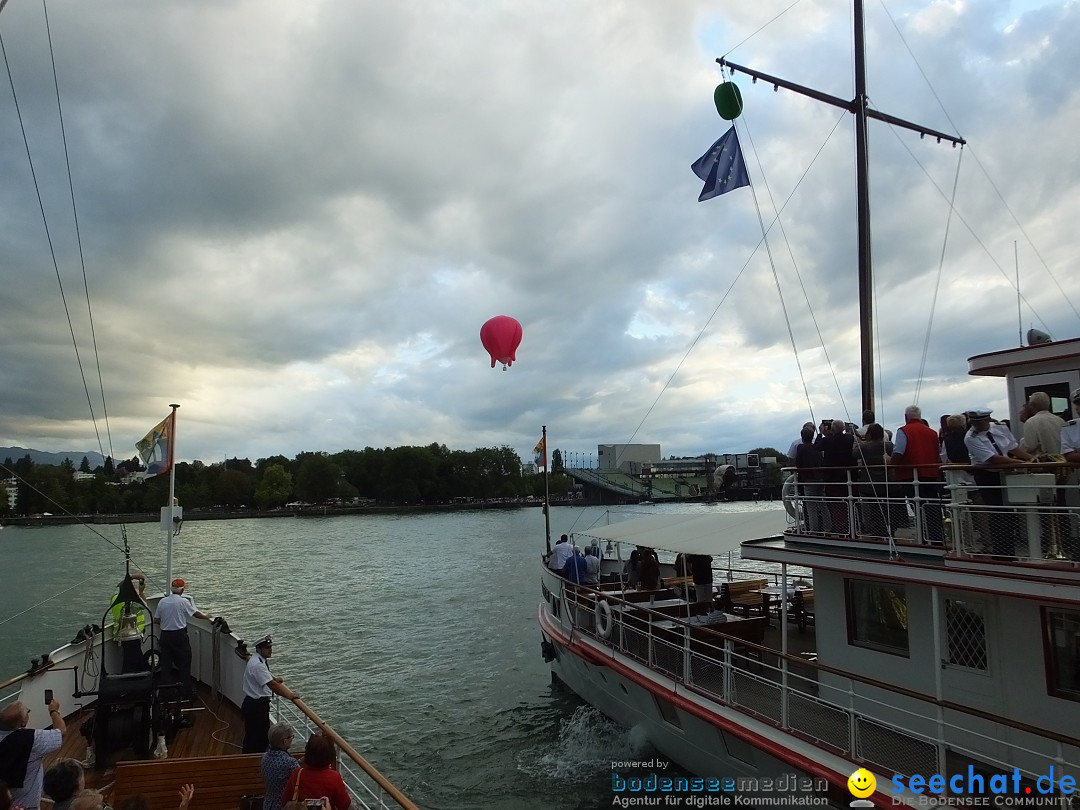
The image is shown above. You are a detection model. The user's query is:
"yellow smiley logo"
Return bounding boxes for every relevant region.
[847,768,876,798]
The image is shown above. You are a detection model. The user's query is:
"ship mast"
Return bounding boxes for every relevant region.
[718,0,964,416]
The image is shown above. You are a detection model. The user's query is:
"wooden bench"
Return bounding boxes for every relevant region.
[652,615,767,653]
[619,600,709,632]
[111,754,265,810]
[718,578,768,616]
[660,575,693,590]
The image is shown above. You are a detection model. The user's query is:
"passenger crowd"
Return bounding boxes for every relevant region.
[543,532,719,604]
[787,388,1080,549]
[545,534,603,584]
[0,719,349,810]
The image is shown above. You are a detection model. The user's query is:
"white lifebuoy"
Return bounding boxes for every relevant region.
[595,599,614,640]
[782,474,797,521]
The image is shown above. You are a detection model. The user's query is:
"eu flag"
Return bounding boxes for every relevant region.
[691,126,750,201]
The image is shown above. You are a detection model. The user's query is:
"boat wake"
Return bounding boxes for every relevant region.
[517,705,655,782]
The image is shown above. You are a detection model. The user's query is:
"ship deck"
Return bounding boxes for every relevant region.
[760,620,817,660]
[45,683,246,793]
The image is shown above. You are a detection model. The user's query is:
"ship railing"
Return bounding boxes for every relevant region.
[553,580,1080,787]
[941,464,1080,564]
[181,619,416,810]
[0,638,415,810]
[272,696,418,810]
[600,559,807,591]
[784,464,1080,564]
[784,465,946,546]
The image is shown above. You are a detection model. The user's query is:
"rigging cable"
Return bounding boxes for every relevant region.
[41,0,118,465]
[956,149,1080,326]
[0,462,127,555]
[612,2,829,461]
[913,149,964,405]
[0,23,107,467]
[2,3,137,592]
[720,0,808,62]
[0,461,161,629]
[878,0,1079,328]
[0,562,128,628]
[873,109,1053,336]
[618,107,855,455]
[739,110,857,429]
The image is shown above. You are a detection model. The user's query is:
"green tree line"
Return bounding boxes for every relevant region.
[1,444,573,516]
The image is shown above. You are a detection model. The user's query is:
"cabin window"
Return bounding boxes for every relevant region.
[1043,608,1080,701]
[1020,380,1073,423]
[846,579,909,656]
[944,598,988,671]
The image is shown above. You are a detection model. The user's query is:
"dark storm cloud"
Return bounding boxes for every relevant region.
[0,0,1077,465]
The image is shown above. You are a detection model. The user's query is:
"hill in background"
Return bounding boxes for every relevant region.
[0,447,107,469]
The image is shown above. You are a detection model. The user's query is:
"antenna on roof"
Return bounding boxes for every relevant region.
[1015,241,1023,347]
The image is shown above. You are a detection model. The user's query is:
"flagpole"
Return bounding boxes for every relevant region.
[164,404,179,588]
[542,425,551,555]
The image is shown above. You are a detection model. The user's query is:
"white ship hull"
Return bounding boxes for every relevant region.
[538,573,861,809]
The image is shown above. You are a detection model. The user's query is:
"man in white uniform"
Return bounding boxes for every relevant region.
[964,408,1032,556]
[156,578,211,711]
[242,635,298,753]
[1061,388,1080,463]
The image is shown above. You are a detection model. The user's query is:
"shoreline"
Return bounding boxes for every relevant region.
[0,499,556,527]
[0,489,781,528]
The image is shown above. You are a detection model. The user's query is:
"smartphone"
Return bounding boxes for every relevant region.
[304,801,322,808]
[44,689,53,705]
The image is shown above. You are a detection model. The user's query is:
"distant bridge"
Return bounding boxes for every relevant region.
[562,467,779,504]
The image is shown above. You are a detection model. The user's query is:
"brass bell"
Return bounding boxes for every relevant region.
[116,609,142,642]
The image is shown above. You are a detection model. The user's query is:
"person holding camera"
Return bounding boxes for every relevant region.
[280,734,350,810]
[241,636,299,753]
[0,698,66,810]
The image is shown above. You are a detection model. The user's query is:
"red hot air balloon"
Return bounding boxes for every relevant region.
[480,315,523,369]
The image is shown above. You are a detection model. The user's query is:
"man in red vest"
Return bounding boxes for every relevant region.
[890,404,944,544]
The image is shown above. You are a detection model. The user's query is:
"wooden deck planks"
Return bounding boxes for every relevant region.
[44,683,246,794]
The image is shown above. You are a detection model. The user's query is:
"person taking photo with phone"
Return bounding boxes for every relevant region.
[0,696,67,810]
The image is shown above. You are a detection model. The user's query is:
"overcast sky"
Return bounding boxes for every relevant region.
[1,0,1078,468]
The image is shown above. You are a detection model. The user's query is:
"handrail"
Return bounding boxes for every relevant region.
[288,698,418,810]
[598,611,1073,777]
[0,664,54,693]
[783,464,1080,558]
[682,621,1080,752]
[658,632,1065,779]
[555,571,1080,752]
[784,462,1080,472]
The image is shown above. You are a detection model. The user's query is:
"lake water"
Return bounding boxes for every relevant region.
[0,502,786,810]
